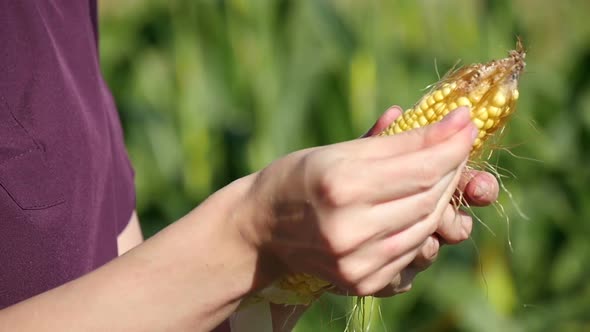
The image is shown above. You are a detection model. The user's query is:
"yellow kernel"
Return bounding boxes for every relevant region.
[473,118,485,129]
[475,107,489,121]
[426,108,435,119]
[474,137,482,147]
[412,120,420,129]
[448,102,458,111]
[413,107,424,116]
[394,123,402,133]
[418,116,428,126]
[457,97,472,107]
[427,96,436,106]
[469,91,483,103]
[484,119,494,130]
[478,130,486,138]
[442,86,452,96]
[442,107,450,116]
[492,91,507,107]
[512,89,519,100]
[434,90,444,101]
[488,106,500,117]
[436,115,443,121]
[420,99,429,111]
[434,102,445,114]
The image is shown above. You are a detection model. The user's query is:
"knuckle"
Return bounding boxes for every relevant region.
[315,168,354,208]
[418,191,440,216]
[416,161,441,190]
[335,261,365,288]
[323,232,355,257]
[425,238,440,259]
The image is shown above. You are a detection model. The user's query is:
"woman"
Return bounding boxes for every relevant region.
[0,1,498,331]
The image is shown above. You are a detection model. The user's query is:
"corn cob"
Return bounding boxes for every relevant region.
[248,40,526,307]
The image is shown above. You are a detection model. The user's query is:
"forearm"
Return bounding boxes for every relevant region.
[0,175,271,332]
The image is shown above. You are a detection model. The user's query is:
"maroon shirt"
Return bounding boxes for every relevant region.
[0,2,232,330]
[0,1,135,308]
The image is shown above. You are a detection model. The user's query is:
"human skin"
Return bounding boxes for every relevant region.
[269,106,499,331]
[0,107,498,331]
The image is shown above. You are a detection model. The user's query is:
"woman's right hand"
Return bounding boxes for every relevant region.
[238,107,478,296]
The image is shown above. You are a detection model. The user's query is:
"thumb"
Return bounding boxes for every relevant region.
[361,106,403,138]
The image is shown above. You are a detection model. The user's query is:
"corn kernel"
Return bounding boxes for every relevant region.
[427,95,436,106]
[448,102,458,111]
[426,108,435,119]
[484,119,494,130]
[457,97,472,107]
[469,91,483,103]
[473,118,485,129]
[492,91,507,107]
[475,107,489,121]
[418,116,428,126]
[488,106,500,117]
[512,89,519,100]
[434,102,445,113]
[474,137,482,147]
[434,90,444,101]
[442,85,452,95]
[420,99,429,111]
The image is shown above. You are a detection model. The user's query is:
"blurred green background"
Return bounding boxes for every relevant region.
[98,0,590,331]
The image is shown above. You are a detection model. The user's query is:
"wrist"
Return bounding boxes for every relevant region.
[215,173,287,294]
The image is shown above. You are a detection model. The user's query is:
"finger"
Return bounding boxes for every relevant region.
[330,110,475,209]
[409,235,440,270]
[325,185,450,290]
[332,157,463,252]
[371,268,415,297]
[329,168,462,294]
[372,235,441,297]
[333,246,419,296]
[334,167,461,281]
[362,167,461,238]
[435,205,473,244]
[345,107,475,161]
[355,116,474,207]
[360,106,403,138]
[458,170,499,206]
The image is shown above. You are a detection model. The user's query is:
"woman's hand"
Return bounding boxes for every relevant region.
[361,106,499,296]
[239,106,484,296]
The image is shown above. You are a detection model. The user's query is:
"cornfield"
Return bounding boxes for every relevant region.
[100,0,590,331]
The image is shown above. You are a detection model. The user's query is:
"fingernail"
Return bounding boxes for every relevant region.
[443,106,471,124]
[441,108,461,122]
[473,181,489,199]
